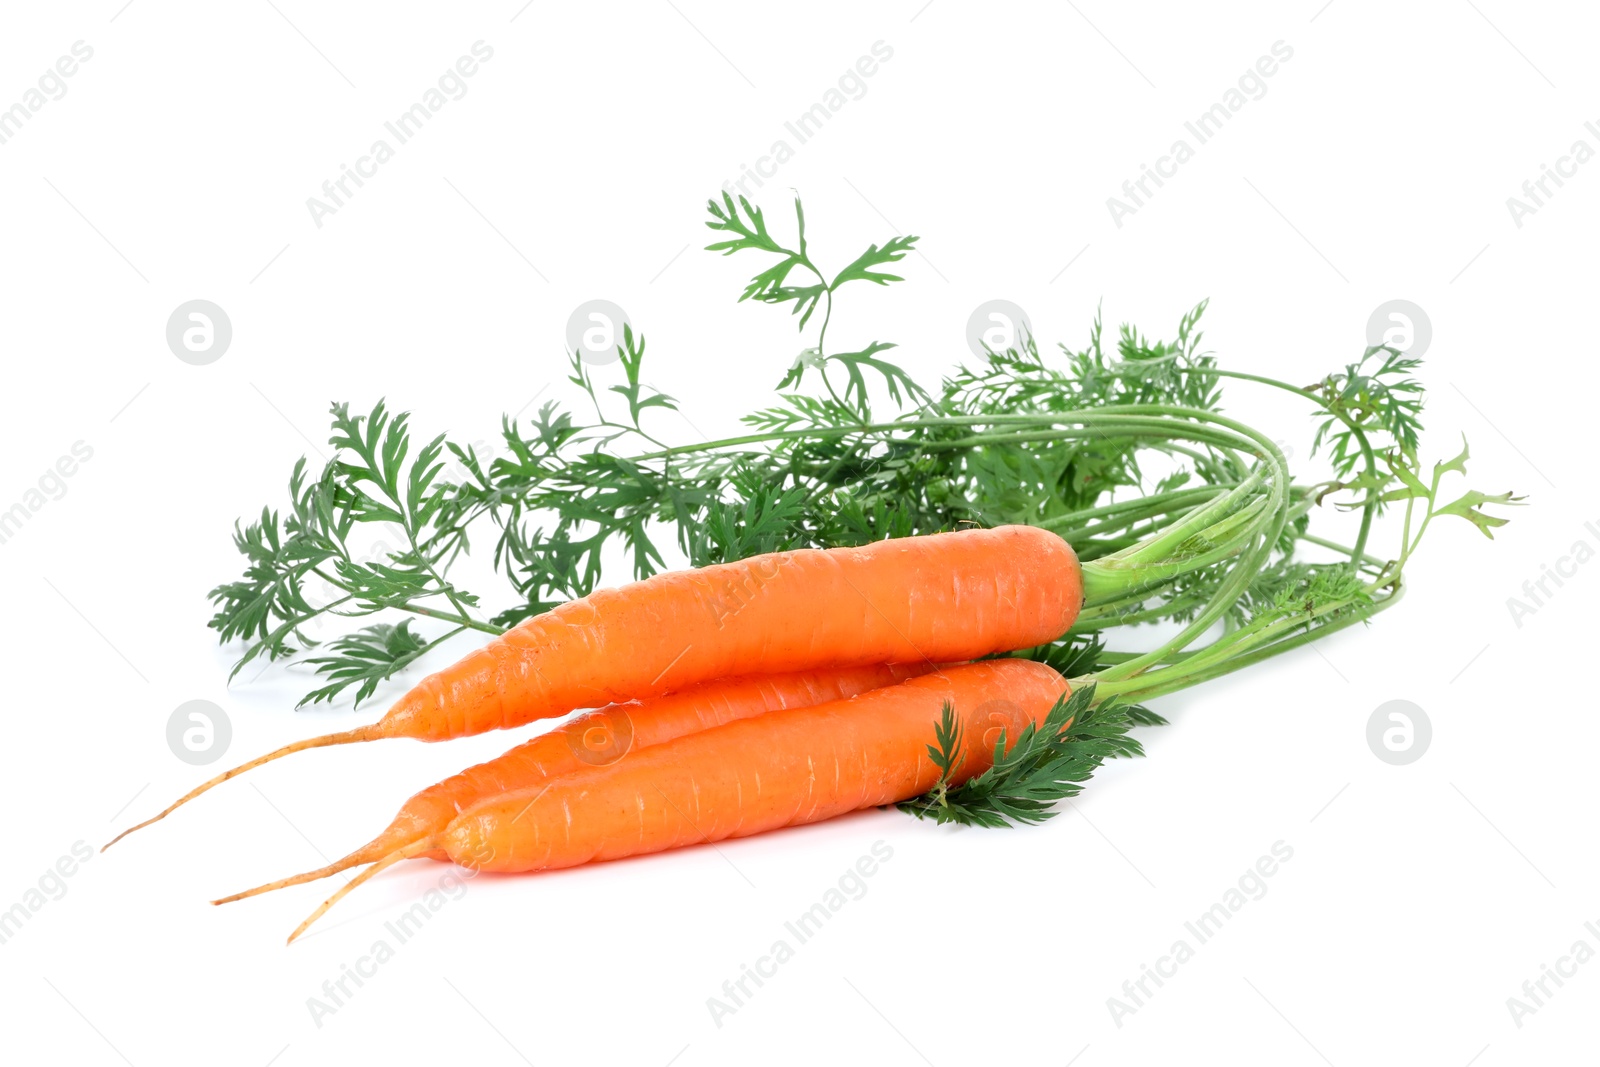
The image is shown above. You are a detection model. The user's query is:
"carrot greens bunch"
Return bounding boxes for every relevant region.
[207,192,1519,756]
[96,193,1531,939]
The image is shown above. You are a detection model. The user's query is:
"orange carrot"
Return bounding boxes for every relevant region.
[213,662,935,903]
[109,525,1081,847]
[290,659,1069,941]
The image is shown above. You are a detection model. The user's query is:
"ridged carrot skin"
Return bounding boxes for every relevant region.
[110,525,1079,849]
[442,659,1069,874]
[379,524,1081,742]
[216,663,935,901]
[402,662,935,859]
[287,659,1071,940]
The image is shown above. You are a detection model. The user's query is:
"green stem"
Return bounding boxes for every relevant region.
[1037,485,1234,536]
[409,623,472,660]
[587,419,673,452]
[1087,408,1292,683]
[636,406,1256,461]
[1093,586,1404,704]
[1072,599,1204,630]
[1080,497,1268,604]
[1190,367,1383,563]
[1299,532,1388,571]
[312,566,505,637]
[394,602,505,637]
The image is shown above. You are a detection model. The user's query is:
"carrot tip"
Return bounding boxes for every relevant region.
[286,839,434,945]
[102,727,374,853]
[211,849,376,908]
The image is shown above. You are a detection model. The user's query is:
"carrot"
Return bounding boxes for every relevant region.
[213,661,935,903]
[108,524,1081,848]
[289,659,1070,942]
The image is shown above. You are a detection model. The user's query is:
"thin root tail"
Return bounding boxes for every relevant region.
[287,839,436,945]
[211,844,382,906]
[102,726,376,852]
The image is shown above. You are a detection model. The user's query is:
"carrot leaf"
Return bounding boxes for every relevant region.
[900,685,1140,828]
[1433,488,1525,539]
[829,235,917,290]
[707,192,924,419]
[1309,347,1426,480]
[924,701,965,780]
[300,619,434,708]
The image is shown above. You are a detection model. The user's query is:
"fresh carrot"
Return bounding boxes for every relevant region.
[289,659,1070,941]
[108,524,1082,848]
[213,661,935,903]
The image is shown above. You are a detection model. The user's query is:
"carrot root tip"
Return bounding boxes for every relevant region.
[101,727,375,852]
[211,849,378,907]
[287,839,436,945]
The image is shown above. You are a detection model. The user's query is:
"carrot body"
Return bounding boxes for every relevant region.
[444,659,1067,874]
[216,662,934,902]
[112,525,1080,848]
[403,662,935,861]
[384,524,1081,741]
[289,659,1069,940]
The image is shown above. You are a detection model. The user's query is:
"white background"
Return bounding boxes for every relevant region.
[0,1,1595,1064]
